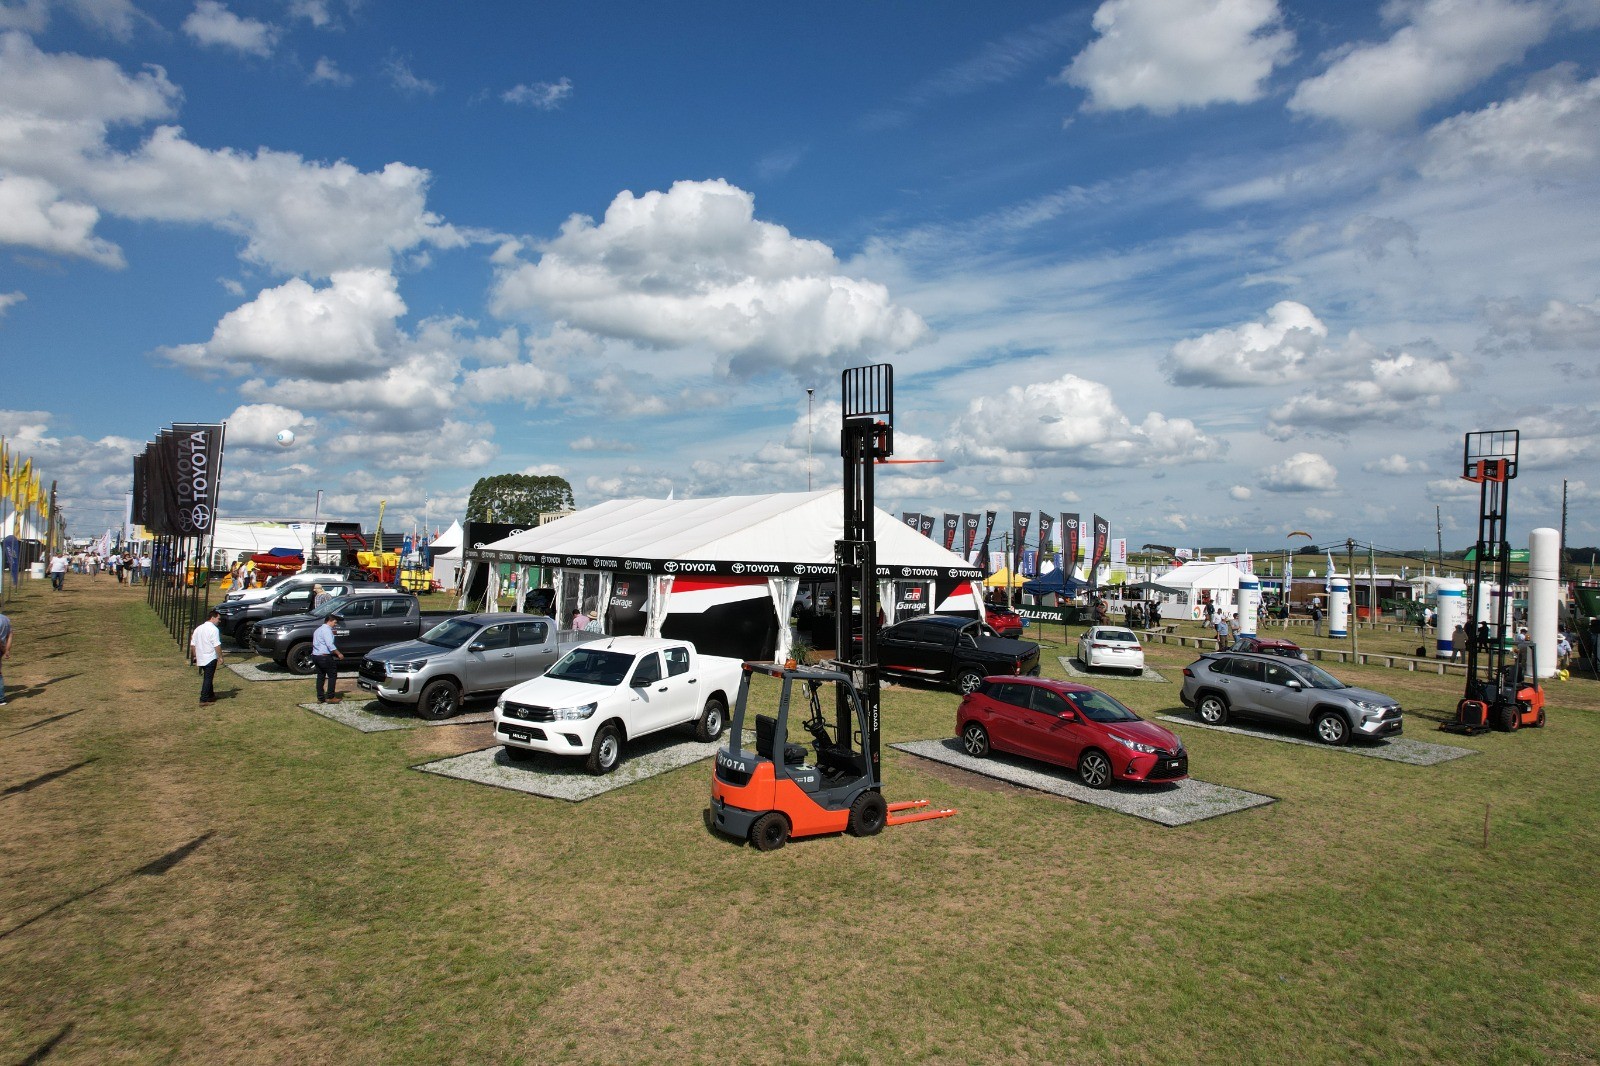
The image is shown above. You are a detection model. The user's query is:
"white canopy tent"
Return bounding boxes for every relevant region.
[466,489,983,662]
[430,519,464,591]
[1151,561,1249,620]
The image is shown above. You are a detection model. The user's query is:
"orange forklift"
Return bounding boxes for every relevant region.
[709,364,955,849]
[1442,430,1547,734]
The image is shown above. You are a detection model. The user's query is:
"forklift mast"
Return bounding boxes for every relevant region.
[1461,430,1518,703]
[833,364,894,781]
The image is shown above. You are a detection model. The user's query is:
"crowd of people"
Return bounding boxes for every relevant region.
[41,549,153,590]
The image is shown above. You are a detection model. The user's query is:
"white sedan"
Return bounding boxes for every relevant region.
[1077,627,1146,674]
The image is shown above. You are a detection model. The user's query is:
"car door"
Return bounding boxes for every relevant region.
[509,620,554,686]
[368,596,414,646]
[273,587,315,618]
[1254,660,1314,725]
[1023,685,1088,769]
[981,682,1034,756]
[625,651,674,734]
[334,597,379,651]
[468,622,518,691]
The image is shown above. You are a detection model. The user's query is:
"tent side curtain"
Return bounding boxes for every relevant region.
[646,574,674,638]
[767,577,800,662]
[597,573,614,634]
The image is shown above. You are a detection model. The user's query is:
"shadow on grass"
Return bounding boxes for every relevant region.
[3,710,84,738]
[1,758,95,798]
[0,832,214,943]
[15,1022,73,1064]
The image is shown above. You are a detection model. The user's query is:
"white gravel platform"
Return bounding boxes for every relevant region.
[299,699,494,733]
[892,738,1275,826]
[1057,655,1169,683]
[227,660,306,682]
[1155,714,1479,765]
[413,733,722,801]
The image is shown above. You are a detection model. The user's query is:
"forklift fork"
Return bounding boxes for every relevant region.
[885,798,958,826]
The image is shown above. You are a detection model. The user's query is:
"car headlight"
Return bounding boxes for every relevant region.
[386,660,428,675]
[549,702,598,721]
[1111,735,1159,754]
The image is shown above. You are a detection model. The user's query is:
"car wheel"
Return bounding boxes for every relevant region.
[1197,694,1229,725]
[286,642,316,676]
[417,679,459,721]
[750,811,790,852]
[1077,749,1113,790]
[232,622,253,646]
[848,791,888,837]
[1315,710,1351,745]
[502,745,535,764]
[954,669,984,695]
[1497,703,1520,732]
[586,723,623,775]
[694,696,727,742]
[961,722,990,758]
[1535,706,1546,728]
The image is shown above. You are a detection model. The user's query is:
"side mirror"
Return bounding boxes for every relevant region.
[1058,710,1079,722]
[1286,679,1303,690]
[469,642,485,653]
[632,677,654,688]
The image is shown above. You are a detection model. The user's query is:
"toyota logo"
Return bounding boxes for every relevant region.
[663,561,678,573]
[731,563,744,574]
[190,504,211,529]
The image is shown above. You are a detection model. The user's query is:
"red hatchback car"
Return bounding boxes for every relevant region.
[982,603,1025,639]
[1231,635,1308,660]
[957,677,1188,788]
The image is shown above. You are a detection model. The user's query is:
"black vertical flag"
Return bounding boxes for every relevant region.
[1037,511,1054,570]
[941,513,959,551]
[962,513,980,560]
[1090,514,1110,589]
[978,510,997,574]
[1061,512,1081,578]
[917,513,936,540]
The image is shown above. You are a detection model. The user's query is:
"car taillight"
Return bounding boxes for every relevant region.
[1013,661,1022,675]
[1182,667,1193,677]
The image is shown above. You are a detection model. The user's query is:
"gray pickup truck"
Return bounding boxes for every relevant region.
[357,613,600,719]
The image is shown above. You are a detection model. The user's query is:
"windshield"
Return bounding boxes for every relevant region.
[545,647,633,686]
[1064,689,1140,723]
[1293,662,1348,689]
[420,618,479,648]
[311,595,358,618]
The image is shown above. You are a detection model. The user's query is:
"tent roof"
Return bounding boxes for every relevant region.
[1151,561,1248,591]
[430,519,464,552]
[475,489,977,574]
[1022,570,1086,595]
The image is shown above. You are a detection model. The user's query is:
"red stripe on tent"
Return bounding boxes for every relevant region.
[669,575,768,593]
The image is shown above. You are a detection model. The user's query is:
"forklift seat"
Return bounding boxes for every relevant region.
[754,714,807,765]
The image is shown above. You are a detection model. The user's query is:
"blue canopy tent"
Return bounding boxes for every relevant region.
[1022,570,1087,598]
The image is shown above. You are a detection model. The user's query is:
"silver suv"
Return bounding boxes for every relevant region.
[1178,651,1403,745]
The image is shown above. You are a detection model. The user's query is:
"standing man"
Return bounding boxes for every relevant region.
[1214,612,1233,651]
[312,611,344,703]
[1311,600,1324,638]
[0,607,12,706]
[190,608,223,705]
[49,551,68,591]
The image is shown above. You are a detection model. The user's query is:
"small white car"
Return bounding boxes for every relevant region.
[1077,626,1146,674]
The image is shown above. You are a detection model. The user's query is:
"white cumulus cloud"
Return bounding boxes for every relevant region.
[222,403,313,448]
[1288,0,1552,130]
[0,172,122,265]
[1164,300,1331,386]
[182,1,278,57]
[1063,0,1294,114]
[489,178,928,377]
[1259,451,1339,492]
[1424,68,1600,176]
[1364,453,1428,475]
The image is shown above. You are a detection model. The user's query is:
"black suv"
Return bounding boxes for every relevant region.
[873,614,1041,694]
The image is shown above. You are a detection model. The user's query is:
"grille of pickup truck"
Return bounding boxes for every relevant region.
[358,659,387,683]
[501,701,555,722]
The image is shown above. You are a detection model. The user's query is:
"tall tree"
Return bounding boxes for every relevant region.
[465,474,575,524]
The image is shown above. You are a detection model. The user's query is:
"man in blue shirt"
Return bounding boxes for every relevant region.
[312,612,344,703]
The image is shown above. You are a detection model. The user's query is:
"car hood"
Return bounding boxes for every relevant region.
[501,675,613,706]
[1337,686,1400,707]
[1106,719,1183,751]
[365,639,439,663]
[224,588,274,603]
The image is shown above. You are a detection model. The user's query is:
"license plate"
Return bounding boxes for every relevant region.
[1168,760,1182,770]
[504,729,532,744]
[358,679,376,691]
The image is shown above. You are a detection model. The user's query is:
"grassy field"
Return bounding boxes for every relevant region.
[2,579,1598,1064]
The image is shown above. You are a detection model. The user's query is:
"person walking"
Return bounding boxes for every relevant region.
[1451,622,1467,662]
[49,551,68,591]
[1310,601,1324,638]
[0,608,12,706]
[312,612,344,703]
[190,608,223,705]
[1214,613,1232,651]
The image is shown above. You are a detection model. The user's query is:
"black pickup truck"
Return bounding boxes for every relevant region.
[872,614,1041,694]
[213,578,390,645]
[249,592,466,675]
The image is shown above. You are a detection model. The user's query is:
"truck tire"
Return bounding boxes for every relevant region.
[694,696,727,742]
[1496,703,1520,732]
[586,723,623,775]
[232,622,253,646]
[286,642,316,676]
[417,680,460,721]
[750,811,790,851]
[954,668,985,695]
[848,791,887,837]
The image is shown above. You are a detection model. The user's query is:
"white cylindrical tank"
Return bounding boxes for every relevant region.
[1434,578,1468,659]
[1329,577,1350,638]
[1528,528,1560,678]
[1237,575,1260,637]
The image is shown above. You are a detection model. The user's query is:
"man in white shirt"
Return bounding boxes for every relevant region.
[49,552,68,591]
[190,608,223,705]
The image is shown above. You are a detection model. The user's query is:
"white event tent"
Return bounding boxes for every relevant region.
[429,520,464,590]
[1151,561,1249,620]
[465,489,983,662]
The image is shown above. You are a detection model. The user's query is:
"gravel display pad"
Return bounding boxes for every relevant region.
[1155,714,1480,765]
[413,733,722,801]
[227,660,305,682]
[1058,655,1169,683]
[892,738,1275,826]
[299,699,494,733]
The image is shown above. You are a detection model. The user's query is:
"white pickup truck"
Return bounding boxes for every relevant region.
[493,636,744,774]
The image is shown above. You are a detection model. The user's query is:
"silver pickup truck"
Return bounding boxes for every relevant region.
[357,613,600,720]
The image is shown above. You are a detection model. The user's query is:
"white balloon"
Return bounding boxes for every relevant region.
[276,429,296,447]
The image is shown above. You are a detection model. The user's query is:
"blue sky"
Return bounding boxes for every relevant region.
[2,0,1598,552]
